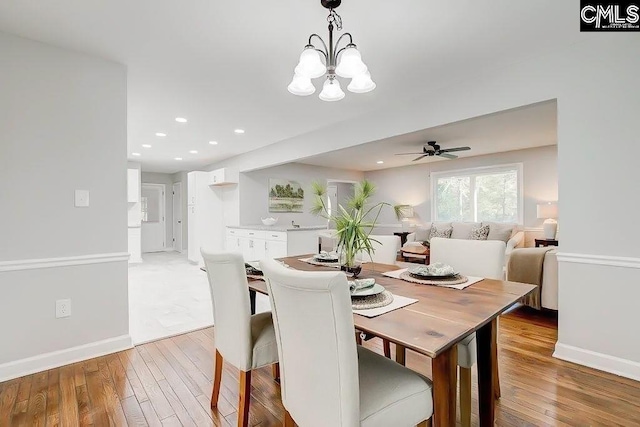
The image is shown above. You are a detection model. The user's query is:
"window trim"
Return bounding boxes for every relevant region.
[430,162,524,225]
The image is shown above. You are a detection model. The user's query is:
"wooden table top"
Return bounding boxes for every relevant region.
[249,256,535,359]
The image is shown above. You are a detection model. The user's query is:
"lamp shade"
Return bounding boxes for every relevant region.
[348,71,376,93]
[295,47,326,79]
[319,77,345,102]
[398,205,414,219]
[287,73,316,96]
[335,46,367,78]
[537,202,558,219]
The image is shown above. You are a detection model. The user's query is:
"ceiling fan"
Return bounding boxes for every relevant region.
[395,141,471,161]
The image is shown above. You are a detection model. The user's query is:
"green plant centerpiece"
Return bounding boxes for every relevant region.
[311,180,408,277]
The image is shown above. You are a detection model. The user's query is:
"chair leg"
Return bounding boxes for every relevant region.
[355,331,362,345]
[459,366,472,427]
[211,350,223,409]
[383,339,391,358]
[284,410,295,427]
[238,370,251,427]
[272,363,280,382]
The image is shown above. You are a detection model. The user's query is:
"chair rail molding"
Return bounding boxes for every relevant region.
[556,252,640,269]
[0,252,130,272]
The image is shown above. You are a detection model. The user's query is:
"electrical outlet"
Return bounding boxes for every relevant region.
[74,190,90,207]
[56,299,71,318]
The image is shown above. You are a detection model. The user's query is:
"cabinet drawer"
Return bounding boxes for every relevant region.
[234,229,266,239]
[227,228,240,237]
[266,231,287,242]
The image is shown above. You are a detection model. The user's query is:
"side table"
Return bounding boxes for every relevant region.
[535,239,558,247]
[394,231,411,247]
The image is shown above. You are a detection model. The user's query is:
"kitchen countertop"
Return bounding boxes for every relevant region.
[227,224,327,232]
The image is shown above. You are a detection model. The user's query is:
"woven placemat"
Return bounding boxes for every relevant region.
[351,290,394,310]
[400,272,469,286]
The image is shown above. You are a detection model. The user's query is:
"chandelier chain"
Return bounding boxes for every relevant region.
[327,9,343,31]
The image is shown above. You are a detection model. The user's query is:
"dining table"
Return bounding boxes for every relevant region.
[247,256,536,427]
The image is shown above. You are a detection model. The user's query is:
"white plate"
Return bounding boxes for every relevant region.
[351,283,385,297]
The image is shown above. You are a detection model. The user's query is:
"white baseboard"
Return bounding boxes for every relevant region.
[0,334,133,382]
[553,342,640,382]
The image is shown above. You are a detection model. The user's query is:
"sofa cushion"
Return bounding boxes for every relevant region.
[414,225,432,242]
[469,224,490,240]
[483,222,515,243]
[451,222,481,239]
[429,225,453,239]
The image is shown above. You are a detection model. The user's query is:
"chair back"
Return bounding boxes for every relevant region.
[360,235,400,265]
[261,258,359,427]
[200,250,253,371]
[430,238,505,279]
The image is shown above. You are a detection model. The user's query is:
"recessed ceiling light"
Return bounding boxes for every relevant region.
[155,132,166,137]
[175,117,187,123]
[377,160,384,164]
[189,150,198,154]
[142,144,152,148]
[209,141,218,145]
[234,129,245,134]
[132,152,141,156]
[175,157,183,161]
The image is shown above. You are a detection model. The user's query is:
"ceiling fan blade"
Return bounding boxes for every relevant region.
[439,153,458,159]
[395,152,427,155]
[412,155,429,161]
[439,146,471,153]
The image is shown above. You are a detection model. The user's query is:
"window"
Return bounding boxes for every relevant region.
[431,163,523,224]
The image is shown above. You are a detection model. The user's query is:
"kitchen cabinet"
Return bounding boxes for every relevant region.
[225,227,319,261]
[209,168,238,186]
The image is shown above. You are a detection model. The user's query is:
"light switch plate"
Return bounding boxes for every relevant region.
[75,190,90,207]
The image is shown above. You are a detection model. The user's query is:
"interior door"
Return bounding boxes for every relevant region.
[141,184,165,253]
[172,182,183,252]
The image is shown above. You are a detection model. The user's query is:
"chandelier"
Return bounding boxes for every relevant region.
[288,0,375,102]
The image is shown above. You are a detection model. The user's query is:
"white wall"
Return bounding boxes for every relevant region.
[208,35,640,380]
[238,163,363,226]
[0,32,130,380]
[141,172,174,250]
[364,145,558,227]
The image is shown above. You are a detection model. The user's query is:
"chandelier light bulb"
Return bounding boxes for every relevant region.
[347,71,376,93]
[295,47,326,79]
[288,73,316,96]
[319,77,345,102]
[335,46,368,78]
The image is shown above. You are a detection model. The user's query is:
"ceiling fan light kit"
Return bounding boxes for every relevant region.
[289,0,375,101]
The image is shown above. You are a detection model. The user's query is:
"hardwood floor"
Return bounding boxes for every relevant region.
[2,306,640,426]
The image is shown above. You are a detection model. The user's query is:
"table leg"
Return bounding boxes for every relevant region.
[477,318,497,426]
[249,289,256,315]
[395,344,406,366]
[432,345,457,427]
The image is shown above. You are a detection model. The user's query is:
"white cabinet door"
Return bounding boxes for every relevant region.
[226,236,241,252]
[187,205,199,263]
[187,172,197,205]
[266,240,288,259]
[252,238,267,261]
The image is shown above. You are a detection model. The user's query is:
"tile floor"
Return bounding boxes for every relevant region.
[128,251,271,344]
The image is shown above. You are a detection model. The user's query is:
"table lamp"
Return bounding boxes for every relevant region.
[398,205,415,231]
[537,202,558,239]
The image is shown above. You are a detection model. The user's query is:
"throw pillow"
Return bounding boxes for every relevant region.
[483,222,515,243]
[429,225,453,240]
[469,224,490,240]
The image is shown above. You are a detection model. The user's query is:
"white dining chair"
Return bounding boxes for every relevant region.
[359,235,401,265]
[261,258,434,427]
[201,250,280,427]
[429,237,506,427]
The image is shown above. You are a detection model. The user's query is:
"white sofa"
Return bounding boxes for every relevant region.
[540,249,558,310]
[404,221,524,266]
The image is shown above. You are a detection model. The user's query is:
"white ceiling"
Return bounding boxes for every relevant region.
[298,101,558,171]
[0,1,578,173]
